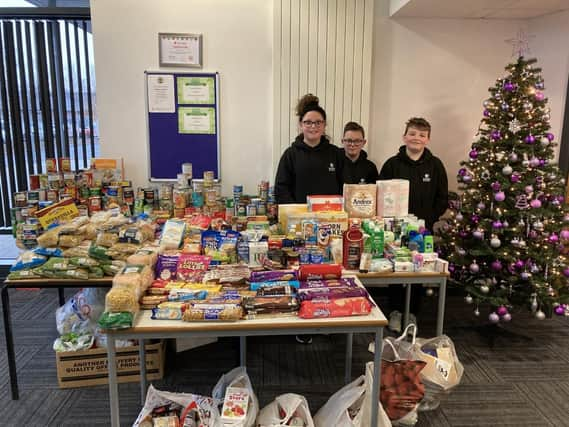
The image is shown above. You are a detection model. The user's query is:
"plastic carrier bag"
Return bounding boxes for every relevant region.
[133,384,220,427]
[212,366,259,427]
[56,288,107,335]
[257,393,315,427]
[314,362,391,427]
[377,325,426,425]
[412,335,463,411]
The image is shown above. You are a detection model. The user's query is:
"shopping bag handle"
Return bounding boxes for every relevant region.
[382,338,401,360]
[395,323,417,344]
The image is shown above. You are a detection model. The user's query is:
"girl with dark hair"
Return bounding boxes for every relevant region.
[274,94,344,204]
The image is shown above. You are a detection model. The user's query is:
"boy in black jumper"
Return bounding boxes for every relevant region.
[341,121,379,184]
[379,117,448,332]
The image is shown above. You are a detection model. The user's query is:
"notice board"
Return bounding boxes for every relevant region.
[145,71,220,181]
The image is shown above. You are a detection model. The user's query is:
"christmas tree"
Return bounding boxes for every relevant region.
[439,56,569,322]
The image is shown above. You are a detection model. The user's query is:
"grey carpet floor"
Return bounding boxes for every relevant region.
[1,286,569,427]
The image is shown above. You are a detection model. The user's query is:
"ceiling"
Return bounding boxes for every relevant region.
[391,0,569,19]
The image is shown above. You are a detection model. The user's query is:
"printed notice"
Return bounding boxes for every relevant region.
[147,74,175,113]
[178,107,215,134]
[178,77,215,104]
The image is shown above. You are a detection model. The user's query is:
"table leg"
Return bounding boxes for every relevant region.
[58,287,65,306]
[404,283,411,328]
[2,284,19,400]
[370,327,383,426]
[436,278,447,336]
[139,339,147,405]
[345,333,353,384]
[108,336,120,427]
[239,336,246,366]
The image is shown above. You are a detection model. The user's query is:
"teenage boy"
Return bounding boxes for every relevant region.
[378,117,448,332]
[341,121,379,184]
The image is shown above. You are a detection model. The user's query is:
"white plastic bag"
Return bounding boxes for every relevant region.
[133,384,220,427]
[257,393,315,427]
[56,288,107,335]
[212,366,259,427]
[314,362,391,427]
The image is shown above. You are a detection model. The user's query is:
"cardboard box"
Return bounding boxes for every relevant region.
[307,195,344,212]
[56,341,164,389]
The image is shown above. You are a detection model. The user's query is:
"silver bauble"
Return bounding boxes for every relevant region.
[502,165,513,176]
[536,310,546,320]
[465,295,473,304]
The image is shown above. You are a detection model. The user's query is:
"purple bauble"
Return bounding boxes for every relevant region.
[491,182,501,191]
[535,91,545,101]
[497,305,508,316]
[492,220,503,229]
[529,157,540,167]
[536,81,545,90]
[473,230,484,239]
[530,199,542,209]
[509,153,519,162]
[546,132,555,141]
[510,173,521,183]
[483,109,490,117]
[525,185,534,194]
[521,272,531,280]
[458,168,467,176]
[489,312,500,323]
[502,313,512,322]
[491,130,501,141]
[494,191,506,202]
[501,103,509,111]
[448,263,455,273]
[471,214,480,224]
[491,260,503,271]
[463,174,472,183]
[539,159,547,167]
[469,149,478,159]
[525,134,536,144]
[477,202,486,210]
[564,268,569,278]
[550,234,559,243]
[557,196,565,204]
[529,230,539,239]
[459,230,469,238]
[515,260,524,269]
[470,262,479,273]
[503,81,515,91]
[555,306,565,316]
[560,230,569,240]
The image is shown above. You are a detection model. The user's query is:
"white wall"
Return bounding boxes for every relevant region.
[90,0,273,195]
[369,2,522,192]
[528,9,569,162]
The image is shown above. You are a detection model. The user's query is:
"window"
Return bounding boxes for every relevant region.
[0,3,96,228]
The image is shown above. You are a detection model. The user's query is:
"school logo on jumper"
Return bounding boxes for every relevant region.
[328,162,336,172]
[423,173,431,182]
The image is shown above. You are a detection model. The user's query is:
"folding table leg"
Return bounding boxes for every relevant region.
[2,284,19,400]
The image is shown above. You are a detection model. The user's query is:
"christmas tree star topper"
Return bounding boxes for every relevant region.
[505,28,535,58]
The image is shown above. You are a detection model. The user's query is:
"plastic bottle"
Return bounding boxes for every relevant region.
[424,234,434,253]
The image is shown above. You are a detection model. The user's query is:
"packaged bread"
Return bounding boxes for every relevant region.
[58,216,89,234]
[182,303,243,321]
[343,184,377,218]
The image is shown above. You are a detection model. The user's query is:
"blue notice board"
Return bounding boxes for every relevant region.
[146,71,220,181]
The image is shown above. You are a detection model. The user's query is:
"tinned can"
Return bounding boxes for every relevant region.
[225,198,234,221]
[89,187,102,196]
[177,173,191,188]
[159,184,172,200]
[27,191,40,203]
[123,187,134,204]
[246,203,257,216]
[192,191,204,208]
[143,188,155,204]
[173,188,189,209]
[182,162,193,177]
[88,196,102,213]
[14,192,27,207]
[46,189,59,202]
[203,170,215,187]
[48,174,61,190]
[29,175,40,190]
[58,157,71,172]
[205,189,217,207]
[46,158,57,173]
[38,174,49,189]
